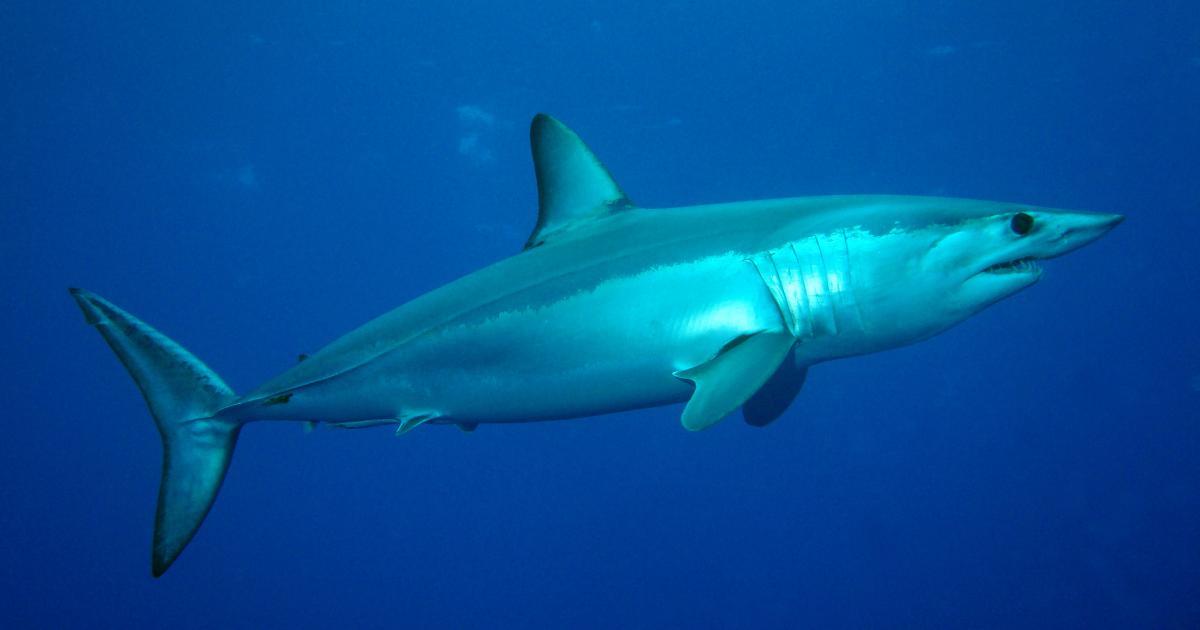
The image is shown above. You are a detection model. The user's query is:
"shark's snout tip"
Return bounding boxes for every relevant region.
[1080,212,1124,238]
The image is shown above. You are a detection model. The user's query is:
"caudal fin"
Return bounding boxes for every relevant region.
[70,288,240,577]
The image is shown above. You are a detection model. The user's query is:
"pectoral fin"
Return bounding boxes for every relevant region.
[674,331,795,431]
[743,351,808,428]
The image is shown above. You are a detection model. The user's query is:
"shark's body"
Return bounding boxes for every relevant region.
[73,115,1122,576]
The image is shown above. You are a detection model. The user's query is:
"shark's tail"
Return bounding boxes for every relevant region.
[70,288,241,577]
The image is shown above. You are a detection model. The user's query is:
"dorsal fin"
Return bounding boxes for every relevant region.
[525,114,634,249]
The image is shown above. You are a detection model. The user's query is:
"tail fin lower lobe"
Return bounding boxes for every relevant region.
[70,288,240,577]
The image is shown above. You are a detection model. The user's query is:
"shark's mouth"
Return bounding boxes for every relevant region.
[983,256,1041,274]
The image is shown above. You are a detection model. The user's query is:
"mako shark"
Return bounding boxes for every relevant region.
[73,114,1122,576]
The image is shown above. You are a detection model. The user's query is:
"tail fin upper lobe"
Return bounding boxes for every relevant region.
[70,288,240,577]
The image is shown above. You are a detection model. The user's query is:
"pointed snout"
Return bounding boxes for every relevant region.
[1093,213,1125,231]
[1043,211,1124,259]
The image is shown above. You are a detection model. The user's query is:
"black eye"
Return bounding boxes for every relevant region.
[1010,212,1034,235]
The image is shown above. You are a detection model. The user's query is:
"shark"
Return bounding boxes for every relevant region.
[72,114,1123,576]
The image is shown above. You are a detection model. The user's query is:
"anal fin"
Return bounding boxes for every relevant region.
[674,331,795,431]
[325,414,439,435]
[395,413,437,436]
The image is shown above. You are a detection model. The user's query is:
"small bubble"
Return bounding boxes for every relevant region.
[456,105,495,127]
[236,164,257,189]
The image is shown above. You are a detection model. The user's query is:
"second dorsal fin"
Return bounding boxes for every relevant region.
[524,114,634,249]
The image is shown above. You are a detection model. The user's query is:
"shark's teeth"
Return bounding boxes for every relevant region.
[984,257,1041,274]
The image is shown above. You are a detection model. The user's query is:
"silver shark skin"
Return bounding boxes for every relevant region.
[71,114,1122,576]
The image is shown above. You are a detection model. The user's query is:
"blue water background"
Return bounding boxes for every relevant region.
[3,1,1199,627]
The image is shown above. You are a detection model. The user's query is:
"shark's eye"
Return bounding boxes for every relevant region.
[1010,212,1035,235]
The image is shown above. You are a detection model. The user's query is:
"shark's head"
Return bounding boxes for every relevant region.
[840,199,1124,349]
[928,205,1123,312]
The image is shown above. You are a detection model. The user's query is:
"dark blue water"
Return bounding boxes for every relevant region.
[4,1,1198,627]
